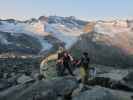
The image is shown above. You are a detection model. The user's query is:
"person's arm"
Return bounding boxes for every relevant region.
[76,57,83,66]
[40,58,48,71]
[40,53,58,69]
[69,54,74,61]
[87,58,90,63]
[47,53,58,61]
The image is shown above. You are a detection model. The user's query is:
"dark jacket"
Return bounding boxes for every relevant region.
[81,55,90,69]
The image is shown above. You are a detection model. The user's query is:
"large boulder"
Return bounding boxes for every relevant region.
[72,86,132,100]
[0,76,78,100]
[30,89,57,100]
[0,80,11,91]
[123,71,133,88]
[52,77,78,96]
[86,68,133,92]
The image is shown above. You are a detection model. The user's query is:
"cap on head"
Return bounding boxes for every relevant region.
[83,52,88,56]
[58,47,64,53]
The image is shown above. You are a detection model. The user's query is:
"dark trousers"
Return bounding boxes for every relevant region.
[61,63,74,76]
[56,63,63,76]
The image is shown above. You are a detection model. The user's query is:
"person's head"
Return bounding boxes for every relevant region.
[64,51,69,57]
[58,46,64,53]
[83,52,88,57]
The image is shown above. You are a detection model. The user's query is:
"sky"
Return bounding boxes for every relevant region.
[0,0,132,21]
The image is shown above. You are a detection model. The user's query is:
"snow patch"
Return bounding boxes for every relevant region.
[94,21,130,37]
[45,23,83,48]
[0,34,11,45]
[38,37,52,51]
[0,18,84,50]
[0,21,52,51]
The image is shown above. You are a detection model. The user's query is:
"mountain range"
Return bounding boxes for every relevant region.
[0,16,133,66]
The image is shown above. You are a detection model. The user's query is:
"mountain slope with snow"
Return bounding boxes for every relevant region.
[71,19,133,67]
[0,31,42,54]
[0,16,87,55]
[1,16,133,66]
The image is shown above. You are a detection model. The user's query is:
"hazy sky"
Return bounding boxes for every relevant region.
[0,0,132,20]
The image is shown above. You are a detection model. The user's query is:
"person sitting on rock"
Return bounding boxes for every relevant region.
[79,52,90,85]
[61,51,75,76]
[40,46,65,79]
[40,57,49,79]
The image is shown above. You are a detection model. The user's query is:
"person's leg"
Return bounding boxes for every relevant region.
[56,63,62,76]
[84,68,89,84]
[60,64,66,76]
[80,67,85,83]
[66,63,74,76]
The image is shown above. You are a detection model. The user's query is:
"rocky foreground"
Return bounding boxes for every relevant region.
[0,57,133,100]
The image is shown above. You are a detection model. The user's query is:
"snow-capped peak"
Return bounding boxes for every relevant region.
[93,20,132,37]
[0,16,87,51]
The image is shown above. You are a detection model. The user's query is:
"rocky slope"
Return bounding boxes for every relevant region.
[0,64,133,100]
[71,19,133,67]
[0,31,43,55]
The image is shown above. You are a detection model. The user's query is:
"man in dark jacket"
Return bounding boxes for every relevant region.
[80,52,90,84]
[61,51,74,76]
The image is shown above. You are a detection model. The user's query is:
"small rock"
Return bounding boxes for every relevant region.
[0,80,11,91]
[123,71,133,85]
[17,74,34,84]
[33,90,57,100]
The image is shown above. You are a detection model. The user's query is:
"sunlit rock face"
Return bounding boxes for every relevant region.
[30,21,50,36]
[71,19,133,66]
[83,20,133,55]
